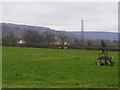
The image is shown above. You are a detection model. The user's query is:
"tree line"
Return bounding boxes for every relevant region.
[2,30,119,47]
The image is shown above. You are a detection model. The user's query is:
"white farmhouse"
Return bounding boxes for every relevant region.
[17,40,25,44]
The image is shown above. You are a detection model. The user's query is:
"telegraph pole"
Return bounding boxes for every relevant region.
[81,20,84,45]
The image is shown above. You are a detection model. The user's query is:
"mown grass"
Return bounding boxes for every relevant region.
[2,47,118,88]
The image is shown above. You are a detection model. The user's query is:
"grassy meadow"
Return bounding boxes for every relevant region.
[2,47,118,88]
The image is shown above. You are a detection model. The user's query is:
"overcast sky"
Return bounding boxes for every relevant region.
[2,2,118,32]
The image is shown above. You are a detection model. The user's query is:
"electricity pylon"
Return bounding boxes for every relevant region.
[81,20,84,45]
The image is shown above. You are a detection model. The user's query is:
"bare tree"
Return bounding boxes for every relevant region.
[2,33,18,45]
[44,31,56,45]
[74,38,82,45]
[59,31,67,49]
[23,30,44,43]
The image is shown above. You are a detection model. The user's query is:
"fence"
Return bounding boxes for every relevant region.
[2,43,119,51]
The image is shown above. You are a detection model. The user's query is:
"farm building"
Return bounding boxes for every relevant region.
[17,40,26,44]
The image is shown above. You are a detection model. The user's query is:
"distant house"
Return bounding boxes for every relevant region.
[64,41,69,45]
[17,40,26,44]
[52,41,69,45]
[52,42,61,45]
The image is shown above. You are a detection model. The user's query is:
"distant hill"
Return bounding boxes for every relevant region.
[1,23,56,37]
[67,31,118,40]
[1,23,118,41]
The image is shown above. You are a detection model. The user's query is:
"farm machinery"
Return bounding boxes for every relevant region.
[95,49,115,66]
[95,40,115,66]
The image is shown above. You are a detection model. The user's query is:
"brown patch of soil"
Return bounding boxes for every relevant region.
[33,58,67,61]
[1,85,33,88]
[42,58,66,59]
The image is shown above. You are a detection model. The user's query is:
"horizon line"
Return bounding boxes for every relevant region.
[1,22,119,33]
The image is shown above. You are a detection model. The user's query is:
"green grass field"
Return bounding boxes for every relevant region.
[2,47,118,88]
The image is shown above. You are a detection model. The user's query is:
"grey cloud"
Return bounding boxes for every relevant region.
[2,2,118,32]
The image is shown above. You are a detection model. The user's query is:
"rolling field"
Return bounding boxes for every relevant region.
[2,47,118,88]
